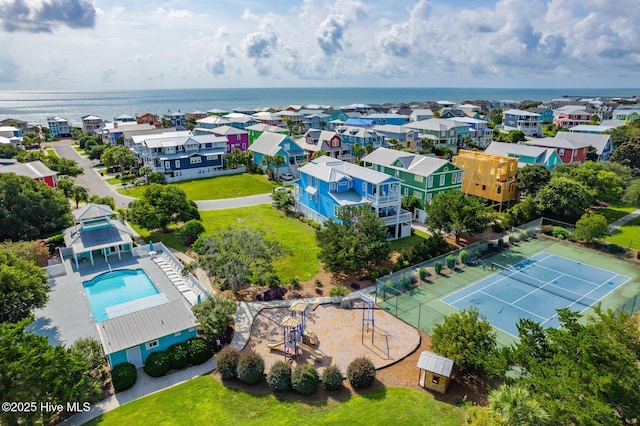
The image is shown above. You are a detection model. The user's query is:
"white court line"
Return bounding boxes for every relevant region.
[534,263,600,288]
[478,290,547,321]
[536,251,631,280]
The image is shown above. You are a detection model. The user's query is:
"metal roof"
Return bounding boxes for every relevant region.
[0,160,57,179]
[73,204,114,221]
[416,351,454,377]
[362,147,456,177]
[97,299,197,355]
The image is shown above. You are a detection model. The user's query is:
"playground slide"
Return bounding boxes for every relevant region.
[267,340,285,350]
[297,342,323,362]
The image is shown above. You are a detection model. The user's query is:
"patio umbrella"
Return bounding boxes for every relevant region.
[149,240,154,252]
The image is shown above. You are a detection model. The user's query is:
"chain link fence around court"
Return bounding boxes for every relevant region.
[620,292,640,315]
[374,218,544,334]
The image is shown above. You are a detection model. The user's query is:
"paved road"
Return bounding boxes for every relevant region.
[53,139,135,208]
[52,139,272,210]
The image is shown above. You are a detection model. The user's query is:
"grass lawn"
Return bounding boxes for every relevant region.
[597,205,637,224]
[606,215,640,249]
[106,177,133,185]
[87,375,463,426]
[390,230,430,252]
[118,173,278,200]
[45,148,58,158]
[132,205,320,282]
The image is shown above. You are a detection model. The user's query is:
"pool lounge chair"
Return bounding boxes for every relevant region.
[182,290,198,305]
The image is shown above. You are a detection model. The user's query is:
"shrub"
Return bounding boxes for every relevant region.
[487,242,495,252]
[369,270,380,280]
[552,226,570,240]
[291,276,301,290]
[607,243,623,254]
[217,347,240,379]
[459,250,470,265]
[266,361,291,392]
[419,267,428,281]
[330,285,349,298]
[167,343,189,370]
[322,365,344,391]
[291,365,320,395]
[380,268,390,276]
[144,351,171,377]
[491,221,504,233]
[508,235,516,245]
[400,274,411,290]
[523,228,534,239]
[186,338,212,365]
[445,254,457,269]
[392,263,401,272]
[315,278,323,287]
[262,273,281,289]
[237,351,265,385]
[541,225,554,235]
[434,261,443,274]
[179,220,205,246]
[347,356,376,389]
[111,362,137,392]
[497,238,505,250]
[402,260,409,268]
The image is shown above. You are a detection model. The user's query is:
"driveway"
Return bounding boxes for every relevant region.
[52,139,272,211]
[52,139,135,208]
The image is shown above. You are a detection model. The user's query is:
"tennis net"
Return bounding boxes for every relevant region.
[491,262,598,308]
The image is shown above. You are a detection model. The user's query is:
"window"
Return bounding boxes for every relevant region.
[237,134,242,140]
[190,156,201,164]
[482,184,486,191]
[413,190,421,198]
[164,161,171,170]
[174,331,181,337]
[426,193,432,204]
[175,160,181,168]
[558,148,565,156]
[439,175,445,186]
[206,155,217,161]
[415,175,423,183]
[432,376,440,385]
[452,173,457,184]
[362,182,367,192]
[330,182,336,190]
[497,186,502,194]
[403,187,409,196]
[427,176,433,188]
[458,172,463,182]
[145,340,159,350]
[188,327,195,332]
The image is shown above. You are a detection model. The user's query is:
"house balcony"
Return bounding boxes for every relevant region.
[378,209,412,225]
[366,191,400,206]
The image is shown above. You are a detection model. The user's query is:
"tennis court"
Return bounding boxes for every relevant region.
[441,251,631,337]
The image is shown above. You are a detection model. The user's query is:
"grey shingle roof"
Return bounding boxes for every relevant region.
[97,299,197,354]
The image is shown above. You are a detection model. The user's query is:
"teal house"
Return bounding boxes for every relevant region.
[362,147,464,223]
[248,132,306,178]
[484,142,562,170]
[98,299,198,368]
[63,204,134,267]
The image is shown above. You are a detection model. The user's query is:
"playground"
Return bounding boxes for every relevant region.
[245,299,421,372]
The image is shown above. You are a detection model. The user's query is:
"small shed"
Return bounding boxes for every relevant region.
[417,350,454,394]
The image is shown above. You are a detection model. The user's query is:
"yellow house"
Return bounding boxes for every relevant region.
[452,149,518,209]
[417,351,454,394]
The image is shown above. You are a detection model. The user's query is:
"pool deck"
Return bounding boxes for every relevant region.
[30,251,188,347]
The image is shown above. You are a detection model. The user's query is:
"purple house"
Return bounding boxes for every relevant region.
[209,125,249,153]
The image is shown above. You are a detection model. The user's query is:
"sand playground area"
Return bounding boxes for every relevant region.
[246,301,421,373]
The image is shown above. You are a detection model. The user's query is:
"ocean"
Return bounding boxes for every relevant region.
[1,87,639,126]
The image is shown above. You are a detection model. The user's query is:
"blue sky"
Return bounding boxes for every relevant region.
[0,0,638,90]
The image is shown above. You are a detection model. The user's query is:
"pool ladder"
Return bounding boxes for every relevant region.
[108,263,112,272]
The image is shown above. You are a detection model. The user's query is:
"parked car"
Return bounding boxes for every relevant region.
[279,172,294,181]
[273,186,292,194]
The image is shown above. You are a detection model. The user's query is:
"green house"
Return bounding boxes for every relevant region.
[362,147,463,223]
[246,123,290,145]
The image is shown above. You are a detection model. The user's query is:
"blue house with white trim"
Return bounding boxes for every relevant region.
[294,156,411,240]
[248,132,306,177]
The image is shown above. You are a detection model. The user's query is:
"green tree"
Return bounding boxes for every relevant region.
[610,136,640,169]
[261,154,285,181]
[179,219,205,246]
[585,145,599,162]
[594,170,624,203]
[225,148,243,169]
[426,190,492,244]
[400,194,421,213]
[0,240,49,266]
[271,190,294,214]
[431,307,496,373]
[0,248,49,323]
[488,384,550,426]
[506,130,526,144]
[487,109,504,128]
[311,149,327,160]
[517,165,551,196]
[0,174,72,241]
[504,196,539,227]
[0,144,21,158]
[128,184,199,231]
[351,143,365,163]
[88,195,116,210]
[101,145,137,179]
[71,184,89,209]
[56,175,75,198]
[87,144,106,161]
[316,205,391,275]
[0,318,103,425]
[191,294,237,345]
[574,213,609,242]
[508,309,640,424]
[190,227,289,294]
[622,179,640,207]
[534,177,590,217]
[138,165,153,184]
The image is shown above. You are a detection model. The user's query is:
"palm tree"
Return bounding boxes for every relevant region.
[312,149,327,160]
[488,384,550,426]
[138,166,153,184]
[71,185,89,209]
[351,143,365,164]
[273,154,285,179]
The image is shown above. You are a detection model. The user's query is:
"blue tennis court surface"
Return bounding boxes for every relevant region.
[441,252,631,337]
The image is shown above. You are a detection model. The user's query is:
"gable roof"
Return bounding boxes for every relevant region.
[249,132,299,156]
[301,156,399,185]
[544,133,611,155]
[484,142,557,168]
[73,204,115,221]
[404,118,457,132]
[525,137,586,150]
[97,299,197,354]
[417,351,454,377]
[362,147,457,177]
[503,109,540,117]
[0,160,57,180]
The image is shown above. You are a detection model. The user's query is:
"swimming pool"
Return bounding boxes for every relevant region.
[83,269,158,322]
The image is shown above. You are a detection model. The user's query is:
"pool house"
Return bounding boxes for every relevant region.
[63,204,134,267]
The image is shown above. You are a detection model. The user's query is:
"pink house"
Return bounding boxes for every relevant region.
[525,137,586,164]
[208,125,249,153]
[554,109,591,128]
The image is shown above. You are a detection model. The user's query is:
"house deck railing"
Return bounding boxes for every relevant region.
[366,192,400,205]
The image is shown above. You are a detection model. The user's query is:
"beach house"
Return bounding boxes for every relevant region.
[245,123,290,145]
[296,129,350,161]
[362,147,463,223]
[404,118,459,152]
[0,160,58,189]
[294,156,411,240]
[203,125,249,153]
[484,142,562,170]
[502,109,541,137]
[248,132,306,178]
[47,117,72,138]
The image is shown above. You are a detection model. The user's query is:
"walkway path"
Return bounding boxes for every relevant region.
[608,209,640,232]
[194,193,271,210]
